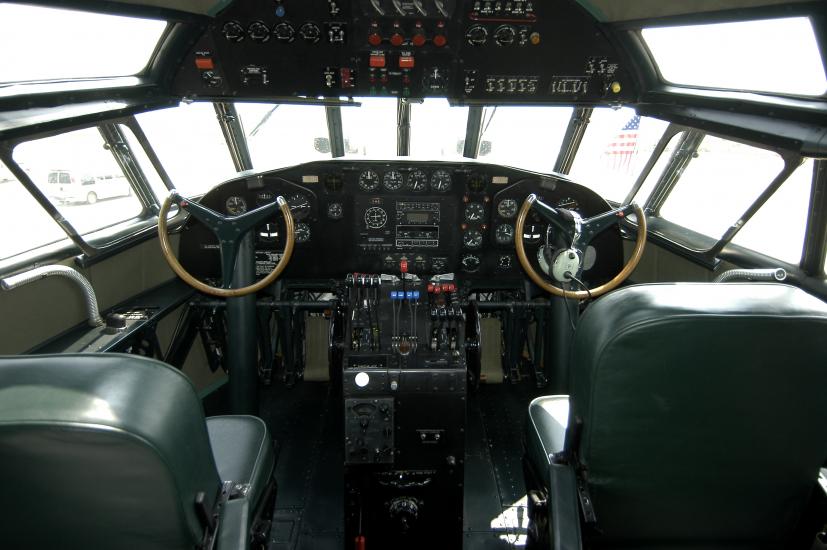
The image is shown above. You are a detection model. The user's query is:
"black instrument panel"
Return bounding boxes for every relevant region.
[178,160,624,287]
[173,0,636,104]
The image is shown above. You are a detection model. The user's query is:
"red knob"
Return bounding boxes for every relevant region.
[412,33,426,47]
[433,34,447,47]
[390,33,404,47]
[368,33,382,46]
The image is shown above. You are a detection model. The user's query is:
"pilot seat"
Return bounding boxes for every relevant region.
[524,283,827,549]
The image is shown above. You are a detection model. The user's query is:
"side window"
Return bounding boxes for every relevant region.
[568,108,669,203]
[135,102,238,197]
[629,131,685,205]
[12,127,144,237]
[0,162,70,261]
[658,135,785,239]
[731,158,814,264]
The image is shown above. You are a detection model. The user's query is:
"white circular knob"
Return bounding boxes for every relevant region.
[355,372,370,388]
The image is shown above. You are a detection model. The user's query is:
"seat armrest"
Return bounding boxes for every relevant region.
[549,462,583,550]
[216,499,250,550]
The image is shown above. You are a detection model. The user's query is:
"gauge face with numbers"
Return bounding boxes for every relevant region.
[497,199,518,218]
[464,202,485,222]
[364,206,387,229]
[430,169,452,192]
[294,223,311,243]
[225,196,247,215]
[287,193,310,221]
[494,223,515,245]
[408,169,428,192]
[383,170,404,191]
[359,170,380,192]
[463,228,483,249]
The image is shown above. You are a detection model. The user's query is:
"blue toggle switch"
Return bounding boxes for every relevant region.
[413,291,420,300]
[275,4,286,17]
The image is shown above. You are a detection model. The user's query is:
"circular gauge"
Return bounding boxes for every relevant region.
[295,223,311,243]
[273,22,295,43]
[430,169,452,192]
[497,198,518,218]
[497,255,512,269]
[299,22,321,43]
[557,197,580,211]
[465,25,488,46]
[247,21,271,42]
[464,202,485,222]
[365,207,387,229]
[408,169,428,192]
[287,193,311,221]
[383,170,404,191]
[461,254,481,273]
[222,21,245,42]
[327,202,344,220]
[257,222,279,243]
[463,228,484,250]
[523,223,543,245]
[255,190,276,205]
[324,173,344,193]
[494,223,515,245]
[467,173,486,193]
[225,196,247,215]
[358,170,380,192]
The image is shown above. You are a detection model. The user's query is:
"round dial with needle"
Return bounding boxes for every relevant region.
[464,202,485,222]
[225,196,247,215]
[365,207,387,229]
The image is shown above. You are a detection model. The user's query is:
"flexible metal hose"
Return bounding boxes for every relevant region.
[713,267,787,283]
[0,265,104,327]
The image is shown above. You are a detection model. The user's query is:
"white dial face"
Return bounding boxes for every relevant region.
[364,206,387,229]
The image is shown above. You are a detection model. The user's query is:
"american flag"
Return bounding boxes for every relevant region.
[604,114,640,173]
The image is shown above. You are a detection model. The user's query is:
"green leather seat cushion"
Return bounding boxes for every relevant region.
[525,395,569,488]
[207,415,275,512]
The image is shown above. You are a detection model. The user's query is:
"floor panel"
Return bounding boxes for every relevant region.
[260,381,541,550]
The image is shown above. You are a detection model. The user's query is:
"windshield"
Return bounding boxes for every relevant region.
[642,17,827,96]
[0,3,167,84]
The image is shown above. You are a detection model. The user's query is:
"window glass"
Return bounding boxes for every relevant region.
[732,159,814,264]
[118,125,169,201]
[659,136,785,239]
[235,103,331,170]
[0,4,167,83]
[410,99,469,160]
[136,103,237,196]
[569,108,669,202]
[478,106,572,173]
[341,98,398,158]
[642,17,827,96]
[0,163,69,260]
[12,128,144,236]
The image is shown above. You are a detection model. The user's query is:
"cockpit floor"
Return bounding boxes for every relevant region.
[260,380,543,550]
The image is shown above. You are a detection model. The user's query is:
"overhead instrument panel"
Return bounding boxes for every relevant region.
[173,0,636,104]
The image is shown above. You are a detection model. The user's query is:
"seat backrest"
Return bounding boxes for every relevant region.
[570,283,827,548]
[0,353,222,550]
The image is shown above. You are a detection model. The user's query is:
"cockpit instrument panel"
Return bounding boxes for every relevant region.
[178,160,624,286]
[174,0,636,104]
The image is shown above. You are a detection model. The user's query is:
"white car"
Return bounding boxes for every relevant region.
[46,170,131,205]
